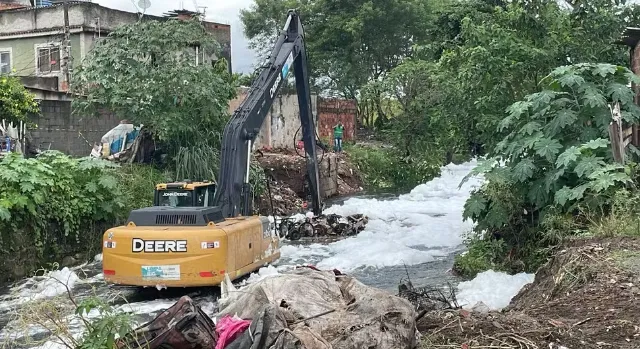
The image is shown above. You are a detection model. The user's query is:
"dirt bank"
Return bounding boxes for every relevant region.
[256,149,363,215]
[417,237,640,349]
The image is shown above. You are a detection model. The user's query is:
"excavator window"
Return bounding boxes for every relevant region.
[157,190,193,207]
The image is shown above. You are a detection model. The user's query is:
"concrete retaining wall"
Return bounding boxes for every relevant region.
[29,100,120,156]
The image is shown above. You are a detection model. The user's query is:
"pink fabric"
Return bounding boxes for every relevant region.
[215,315,251,349]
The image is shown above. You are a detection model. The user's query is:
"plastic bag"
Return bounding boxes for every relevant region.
[215,315,251,349]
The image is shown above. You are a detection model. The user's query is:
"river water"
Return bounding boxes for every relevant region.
[0,159,535,349]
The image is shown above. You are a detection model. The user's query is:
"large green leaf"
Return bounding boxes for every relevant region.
[581,87,607,108]
[544,109,577,136]
[528,179,549,208]
[534,138,563,162]
[464,194,487,218]
[506,101,532,119]
[555,146,581,168]
[556,73,585,88]
[519,121,542,136]
[554,183,589,206]
[579,138,609,150]
[512,158,536,182]
[591,64,617,78]
[574,155,606,178]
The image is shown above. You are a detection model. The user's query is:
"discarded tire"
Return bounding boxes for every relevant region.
[288,228,302,241]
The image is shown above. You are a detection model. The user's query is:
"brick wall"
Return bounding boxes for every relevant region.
[317,98,357,142]
[29,100,121,156]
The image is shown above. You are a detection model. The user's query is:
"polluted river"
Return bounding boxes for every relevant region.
[0,159,536,349]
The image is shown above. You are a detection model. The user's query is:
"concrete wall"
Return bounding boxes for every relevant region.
[319,154,338,198]
[228,87,319,150]
[29,100,121,156]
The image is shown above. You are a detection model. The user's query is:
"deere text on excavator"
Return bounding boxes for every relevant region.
[101,10,323,288]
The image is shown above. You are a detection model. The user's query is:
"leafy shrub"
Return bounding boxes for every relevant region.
[0,75,40,124]
[459,63,640,274]
[113,164,171,222]
[346,144,441,191]
[0,152,127,282]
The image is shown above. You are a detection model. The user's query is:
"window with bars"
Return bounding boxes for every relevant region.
[37,45,61,74]
[0,50,11,74]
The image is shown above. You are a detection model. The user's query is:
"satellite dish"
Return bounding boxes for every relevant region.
[138,0,151,10]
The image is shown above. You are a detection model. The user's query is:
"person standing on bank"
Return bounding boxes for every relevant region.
[333,122,344,153]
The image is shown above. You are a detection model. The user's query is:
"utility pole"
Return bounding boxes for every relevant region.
[62,0,71,91]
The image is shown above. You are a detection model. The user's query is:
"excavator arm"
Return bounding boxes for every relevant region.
[213,10,323,218]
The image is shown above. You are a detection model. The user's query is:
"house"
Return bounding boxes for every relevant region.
[0,1,231,94]
[0,0,232,155]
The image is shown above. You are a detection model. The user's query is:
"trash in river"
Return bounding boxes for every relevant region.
[215,315,251,349]
[217,267,416,349]
[278,213,368,241]
[116,268,416,349]
[115,295,216,349]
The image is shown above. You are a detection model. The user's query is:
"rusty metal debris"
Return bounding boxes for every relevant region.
[278,213,368,241]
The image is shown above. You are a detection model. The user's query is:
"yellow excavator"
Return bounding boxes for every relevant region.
[101,10,323,288]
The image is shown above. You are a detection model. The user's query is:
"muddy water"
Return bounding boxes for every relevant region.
[0,160,483,349]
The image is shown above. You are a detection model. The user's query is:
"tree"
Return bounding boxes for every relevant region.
[240,0,309,62]
[240,0,430,101]
[460,63,640,273]
[71,18,236,151]
[0,75,39,124]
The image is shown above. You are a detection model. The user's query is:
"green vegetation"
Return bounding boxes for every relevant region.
[71,18,237,182]
[456,64,640,277]
[242,0,640,277]
[0,152,168,284]
[4,267,137,349]
[0,75,40,124]
[346,144,441,191]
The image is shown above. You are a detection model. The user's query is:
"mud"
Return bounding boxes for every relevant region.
[416,237,640,349]
[256,150,364,215]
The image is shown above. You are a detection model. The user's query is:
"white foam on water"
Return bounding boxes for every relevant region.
[93,253,103,262]
[279,160,484,272]
[0,268,81,312]
[243,265,281,285]
[456,270,535,311]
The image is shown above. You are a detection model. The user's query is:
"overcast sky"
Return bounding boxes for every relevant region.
[94,0,257,74]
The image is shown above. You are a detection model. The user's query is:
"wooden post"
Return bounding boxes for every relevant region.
[609,103,625,164]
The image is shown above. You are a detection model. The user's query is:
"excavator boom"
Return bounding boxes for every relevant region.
[213,10,322,218]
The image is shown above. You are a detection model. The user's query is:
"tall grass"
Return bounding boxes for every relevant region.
[174,145,219,182]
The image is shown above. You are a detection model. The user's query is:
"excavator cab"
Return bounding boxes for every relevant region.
[153,181,216,207]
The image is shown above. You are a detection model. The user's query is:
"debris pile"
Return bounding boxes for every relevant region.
[116,267,417,349]
[257,178,304,216]
[409,238,640,348]
[279,213,368,241]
